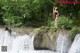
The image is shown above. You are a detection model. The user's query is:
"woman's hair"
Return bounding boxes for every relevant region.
[53,6,58,10]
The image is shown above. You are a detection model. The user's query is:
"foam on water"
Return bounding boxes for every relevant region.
[10,50,56,53]
[11,34,34,52]
[68,34,80,53]
[0,29,17,53]
[56,31,70,53]
[0,29,55,53]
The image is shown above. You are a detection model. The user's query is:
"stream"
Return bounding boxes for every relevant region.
[0,28,80,53]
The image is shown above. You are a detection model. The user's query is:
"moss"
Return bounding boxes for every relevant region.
[34,26,56,50]
[70,27,80,41]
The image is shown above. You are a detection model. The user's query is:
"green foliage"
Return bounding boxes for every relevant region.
[0,0,54,27]
[73,19,80,26]
[3,15,23,27]
[0,0,80,27]
[58,16,73,29]
[70,27,80,41]
[47,15,56,32]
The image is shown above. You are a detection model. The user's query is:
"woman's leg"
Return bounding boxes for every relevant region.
[54,17,58,28]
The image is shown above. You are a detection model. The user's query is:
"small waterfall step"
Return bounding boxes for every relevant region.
[68,34,80,53]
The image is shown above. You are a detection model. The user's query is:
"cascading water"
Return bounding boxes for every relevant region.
[68,34,80,53]
[11,34,35,53]
[0,29,55,53]
[0,29,17,53]
[56,30,71,53]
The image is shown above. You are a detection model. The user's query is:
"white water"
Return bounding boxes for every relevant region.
[56,31,71,53]
[0,29,17,53]
[1,28,80,53]
[68,34,80,53]
[0,29,55,53]
[11,34,34,52]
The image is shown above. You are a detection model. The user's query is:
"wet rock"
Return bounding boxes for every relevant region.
[34,26,56,50]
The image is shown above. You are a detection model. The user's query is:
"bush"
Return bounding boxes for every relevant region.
[47,18,56,32]
[58,16,73,29]
[4,15,23,27]
[70,27,80,41]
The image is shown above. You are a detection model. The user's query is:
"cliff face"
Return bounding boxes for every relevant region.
[33,26,56,50]
[34,27,54,49]
[33,27,72,51]
[9,27,72,51]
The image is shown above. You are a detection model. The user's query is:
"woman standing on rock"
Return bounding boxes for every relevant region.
[53,7,59,28]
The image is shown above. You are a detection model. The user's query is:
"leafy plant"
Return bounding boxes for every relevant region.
[70,27,80,41]
[58,16,73,29]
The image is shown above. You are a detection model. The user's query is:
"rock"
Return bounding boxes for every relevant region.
[34,26,56,50]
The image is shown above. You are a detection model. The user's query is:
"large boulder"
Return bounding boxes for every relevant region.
[34,26,56,50]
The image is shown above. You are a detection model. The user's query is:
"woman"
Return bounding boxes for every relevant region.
[53,7,59,28]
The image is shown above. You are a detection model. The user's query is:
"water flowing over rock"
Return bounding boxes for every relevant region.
[0,29,17,53]
[11,34,35,53]
[68,34,80,53]
[0,29,35,53]
[11,50,56,53]
[0,28,55,53]
[56,30,71,53]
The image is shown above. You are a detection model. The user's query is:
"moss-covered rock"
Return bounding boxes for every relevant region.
[34,26,56,50]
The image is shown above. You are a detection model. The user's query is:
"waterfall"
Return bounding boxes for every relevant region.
[11,34,35,53]
[0,29,17,53]
[2,28,80,53]
[0,29,35,53]
[0,29,55,53]
[56,30,71,53]
[68,34,80,53]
